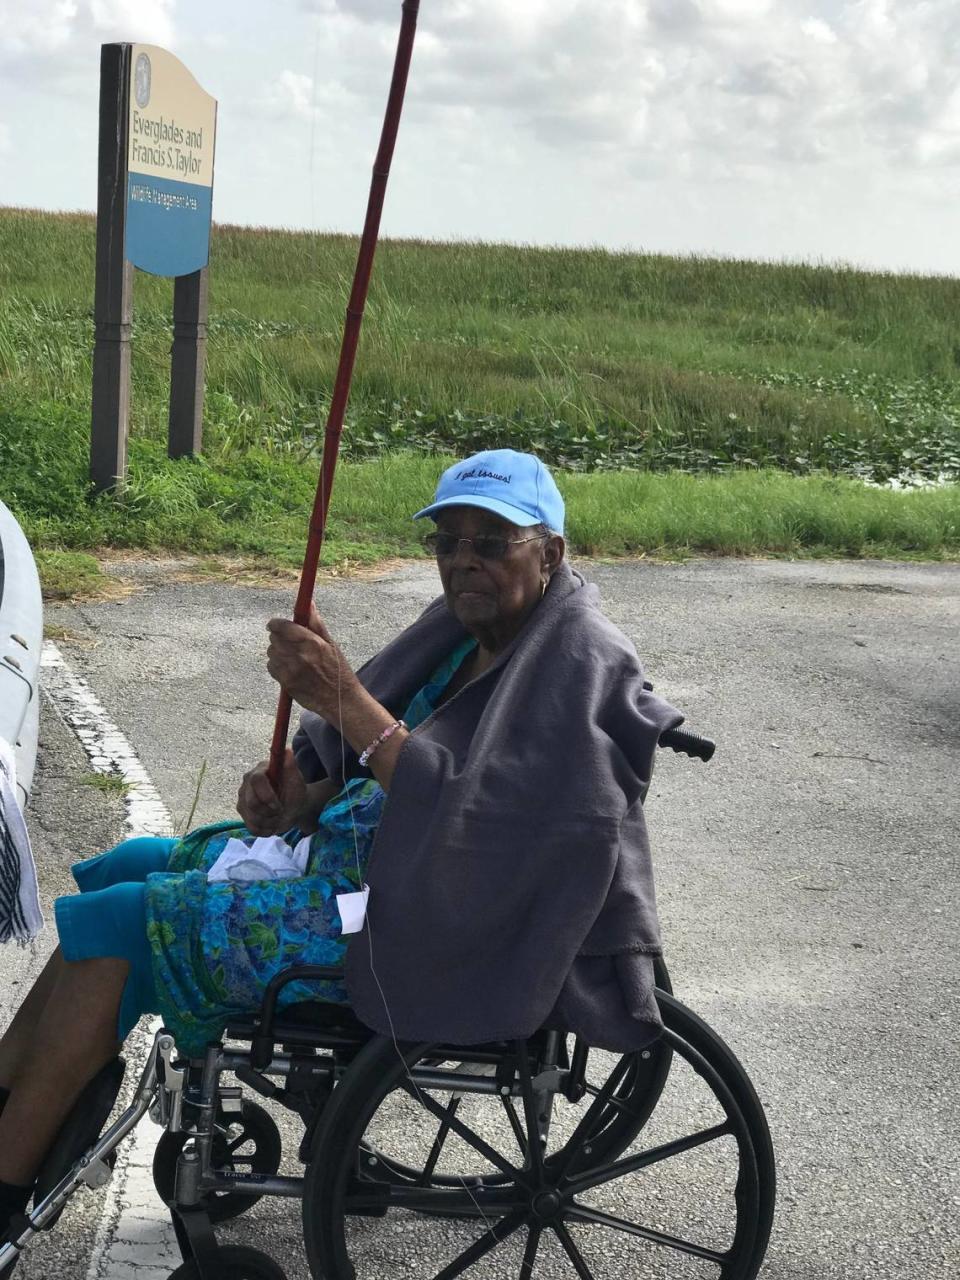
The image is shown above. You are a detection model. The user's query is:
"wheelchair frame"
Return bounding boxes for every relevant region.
[0,961,775,1280]
[1,723,775,1279]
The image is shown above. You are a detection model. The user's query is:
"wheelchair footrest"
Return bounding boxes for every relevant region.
[32,1057,126,1223]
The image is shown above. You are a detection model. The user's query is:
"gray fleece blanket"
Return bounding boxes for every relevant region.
[294,561,682,1049]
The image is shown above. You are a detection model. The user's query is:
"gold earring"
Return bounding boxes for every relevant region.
[540,578,547,599]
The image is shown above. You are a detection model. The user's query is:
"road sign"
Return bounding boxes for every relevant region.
[91,44,218,491]
[126,44,217,278]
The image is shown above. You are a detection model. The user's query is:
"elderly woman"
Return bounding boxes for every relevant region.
[0,449,680,1235]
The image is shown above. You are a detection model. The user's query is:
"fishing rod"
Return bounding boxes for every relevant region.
[266,0,421,788]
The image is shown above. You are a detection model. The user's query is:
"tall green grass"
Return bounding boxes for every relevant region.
[6,208,960,380]
[2,206,959,577]
[332,456,960,560]
[2,207,960,481]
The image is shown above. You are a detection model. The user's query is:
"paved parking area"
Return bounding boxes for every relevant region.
[5,555,958,1279]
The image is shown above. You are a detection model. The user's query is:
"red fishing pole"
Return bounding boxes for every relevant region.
[267,0,421,788]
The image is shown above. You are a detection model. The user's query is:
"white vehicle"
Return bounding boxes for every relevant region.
[0,500,43,805]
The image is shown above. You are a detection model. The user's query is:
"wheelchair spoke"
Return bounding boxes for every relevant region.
[565,1120,733,1195]
[552,1220,596,1280]
[514,1043,544,1178]
[566,1203,728,1266]
[582,1081,643,1119]
[431,1208,528,1280]
[556,1054,633,1179]
[400,1080,530,1186]
[501,1095,529,1158]
[519,1224,542,1278]
[418,1096,462,1184]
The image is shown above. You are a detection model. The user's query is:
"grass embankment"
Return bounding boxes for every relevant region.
[1,206,958,589]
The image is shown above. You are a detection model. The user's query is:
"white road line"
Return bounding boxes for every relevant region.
[40,644,172,838]
[40,642,179,1279]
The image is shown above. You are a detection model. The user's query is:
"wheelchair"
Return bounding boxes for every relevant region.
[0,728,775,1280]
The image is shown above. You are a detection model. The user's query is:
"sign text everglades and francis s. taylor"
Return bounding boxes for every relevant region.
[91,42,217,491]
[126,44,217,277]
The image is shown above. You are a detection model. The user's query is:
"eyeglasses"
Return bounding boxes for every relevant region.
[424,532,548,560]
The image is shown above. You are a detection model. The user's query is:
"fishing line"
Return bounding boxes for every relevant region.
[309,24,321,234]
[265,0,421,792]
[331,633,497,1233]
[286,0,504,1232]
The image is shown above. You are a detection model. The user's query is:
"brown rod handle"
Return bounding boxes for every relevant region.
[266,0,421,790]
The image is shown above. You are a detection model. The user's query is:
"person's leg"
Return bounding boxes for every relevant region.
[0,949,65,1090]
[71,836,176,894]
[0,838,173,1095]
[0,870,161,1216]
[0,956,127,1188]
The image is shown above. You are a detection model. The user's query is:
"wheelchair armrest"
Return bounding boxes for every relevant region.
[250,964,346,1070]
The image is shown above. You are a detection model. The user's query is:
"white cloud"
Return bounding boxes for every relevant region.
[257,69,314,119]
[4,0,960,271]
[88,0,173,41]
[296,0,960,181]
[801,17,838,45]
[252,66,358,123]
[0,0,175,77]
[1,2,80,58]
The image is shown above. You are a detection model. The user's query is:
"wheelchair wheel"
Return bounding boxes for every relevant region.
[153,1099,282,1222]
[347,1034,673,1206]
[303,991,774,1280]
[352,960,676,1200]
[167,1244,286,1280]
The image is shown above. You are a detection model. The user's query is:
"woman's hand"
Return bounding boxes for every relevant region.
[266,605,361,725]
[266,604,410,790]
[236,747,307,835]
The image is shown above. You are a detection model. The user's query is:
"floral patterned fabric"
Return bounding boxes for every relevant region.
[145,637,476,1057]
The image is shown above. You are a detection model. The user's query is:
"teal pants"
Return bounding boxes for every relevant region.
[54,836,177,1039]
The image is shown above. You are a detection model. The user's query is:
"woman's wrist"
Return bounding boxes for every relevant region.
[306,679,409,789]
[334,690,410,789]
[308,670,365,726]
[358,719,407,766]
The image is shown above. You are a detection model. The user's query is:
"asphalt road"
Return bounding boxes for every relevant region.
[5,554,958,1279]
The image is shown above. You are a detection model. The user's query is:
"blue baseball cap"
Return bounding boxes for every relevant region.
[412,449,565,534]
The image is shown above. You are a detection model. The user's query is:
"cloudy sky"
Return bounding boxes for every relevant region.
[2,0,959,275]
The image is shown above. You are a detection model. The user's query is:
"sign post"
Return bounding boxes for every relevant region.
[90,43,217,492]
[169,268,209,458]
[90,44,133,495]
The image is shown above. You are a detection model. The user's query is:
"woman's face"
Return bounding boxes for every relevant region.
[433,505,565,652]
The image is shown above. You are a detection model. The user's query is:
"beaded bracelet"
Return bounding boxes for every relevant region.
[358,719,407,767]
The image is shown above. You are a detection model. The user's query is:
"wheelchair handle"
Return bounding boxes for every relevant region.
[643,679,716,762]
[658,726,716,762]
[250,964,346,1070]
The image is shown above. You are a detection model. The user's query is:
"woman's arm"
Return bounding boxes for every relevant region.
[323,683,409,792]
[266,607,410,792]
